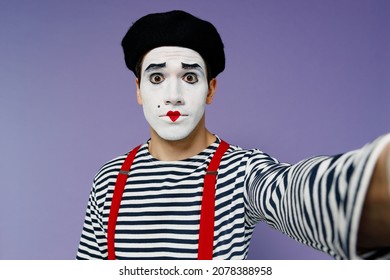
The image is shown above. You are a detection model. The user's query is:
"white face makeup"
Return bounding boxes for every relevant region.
[138,47,210,141]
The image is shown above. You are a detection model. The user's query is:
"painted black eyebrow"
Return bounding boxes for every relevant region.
[144,62,166,72]
[181,63,202,69]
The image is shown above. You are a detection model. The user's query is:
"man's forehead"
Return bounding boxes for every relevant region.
[142,46,206,67]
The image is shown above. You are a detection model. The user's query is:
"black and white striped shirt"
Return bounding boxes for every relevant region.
[77,134,390,259]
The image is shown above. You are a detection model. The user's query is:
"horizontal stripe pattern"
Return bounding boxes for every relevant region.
[77,134,390,260]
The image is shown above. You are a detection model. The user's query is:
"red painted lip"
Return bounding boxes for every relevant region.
[166,110,181,122]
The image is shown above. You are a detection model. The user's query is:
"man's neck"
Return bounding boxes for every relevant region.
[148,126,216,161]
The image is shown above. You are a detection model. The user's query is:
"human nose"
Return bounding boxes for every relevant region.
[164,80,184,106]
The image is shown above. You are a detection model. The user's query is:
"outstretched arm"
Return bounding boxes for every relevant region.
[358,143,390,249]
[245,133,390,259]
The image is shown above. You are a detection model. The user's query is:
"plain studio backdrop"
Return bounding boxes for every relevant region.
[0,0,389,260]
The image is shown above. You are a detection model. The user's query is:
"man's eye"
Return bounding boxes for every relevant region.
[150,73,164,84]
[182,73,198,84]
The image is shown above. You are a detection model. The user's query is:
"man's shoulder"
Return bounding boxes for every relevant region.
[225,142,267,156]
[224,142,281,165]
[92,153,127,185]
[92,143,150,183]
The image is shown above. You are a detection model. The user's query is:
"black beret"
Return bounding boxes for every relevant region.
[121,10,225,78]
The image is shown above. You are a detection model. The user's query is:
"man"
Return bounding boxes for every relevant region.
[77,10,390,260]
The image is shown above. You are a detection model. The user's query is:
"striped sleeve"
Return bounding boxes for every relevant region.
[244,133,390,259]
[76,182,106,259]
[76,155,127,260]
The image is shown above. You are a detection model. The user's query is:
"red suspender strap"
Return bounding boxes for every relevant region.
[107,145,141,260]
[197,140,230,260]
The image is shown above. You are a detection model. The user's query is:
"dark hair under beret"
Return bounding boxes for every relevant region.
[121,10,225,79]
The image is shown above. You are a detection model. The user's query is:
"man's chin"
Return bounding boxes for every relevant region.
[149,117,205,142]
[152,126,196,142]
[157,132,191,142]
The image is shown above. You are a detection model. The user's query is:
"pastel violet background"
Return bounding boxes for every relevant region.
[1,0,389,260]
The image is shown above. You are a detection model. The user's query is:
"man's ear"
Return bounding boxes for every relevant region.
[206,78,217,104]
[136,78,143,105]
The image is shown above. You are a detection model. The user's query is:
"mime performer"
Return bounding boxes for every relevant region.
[77,10,390,260]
